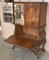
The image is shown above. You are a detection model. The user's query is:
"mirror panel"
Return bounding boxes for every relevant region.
[14,3,24,25]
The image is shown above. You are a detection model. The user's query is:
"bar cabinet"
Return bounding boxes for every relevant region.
[5,2,47,59]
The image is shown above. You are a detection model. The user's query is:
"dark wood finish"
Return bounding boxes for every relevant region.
[4,0,13,2]
[4,2,47,59]
[14,24,23,35]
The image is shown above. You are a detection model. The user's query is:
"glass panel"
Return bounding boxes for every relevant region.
[14,3,24,25]
[16,5,21,19]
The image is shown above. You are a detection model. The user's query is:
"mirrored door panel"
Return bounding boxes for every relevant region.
[14,3,24,25]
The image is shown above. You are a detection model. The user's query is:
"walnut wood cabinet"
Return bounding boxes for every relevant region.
[5,2,47,59]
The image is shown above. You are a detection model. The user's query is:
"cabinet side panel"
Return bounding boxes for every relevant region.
[39,3,47,27]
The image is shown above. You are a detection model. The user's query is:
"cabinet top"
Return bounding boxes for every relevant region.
[4,0,48,4]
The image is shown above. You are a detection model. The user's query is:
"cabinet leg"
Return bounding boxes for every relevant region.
[29,47,40,59]
[29,48,37,55]
[42,44,45,52]
[12,45,15,50]
[36,47,40,59]
[42,40,46,52]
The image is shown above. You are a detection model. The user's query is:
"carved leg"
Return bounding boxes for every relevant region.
[29,48,37,55]
[36,47,40,59]
[42,39,46,52]
[29,47,40,59]
[12,45,15,50]
[42,44,45,52]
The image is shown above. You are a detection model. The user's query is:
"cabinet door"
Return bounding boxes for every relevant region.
[23,3,40,36]
[24,3,33,27]
[24,3,40,28]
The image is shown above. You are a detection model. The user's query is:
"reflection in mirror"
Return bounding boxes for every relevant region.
[14,3,24,25]
[16,5,21,19]
[3,3,13,23]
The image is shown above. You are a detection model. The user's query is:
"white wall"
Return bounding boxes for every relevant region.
[0,3,15,38]
[45,4,49,51]
[45,0,49,2]
[0,3,4,31]
[0,0,4,2]
[2,22,15,38]
[31,0,43,2]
